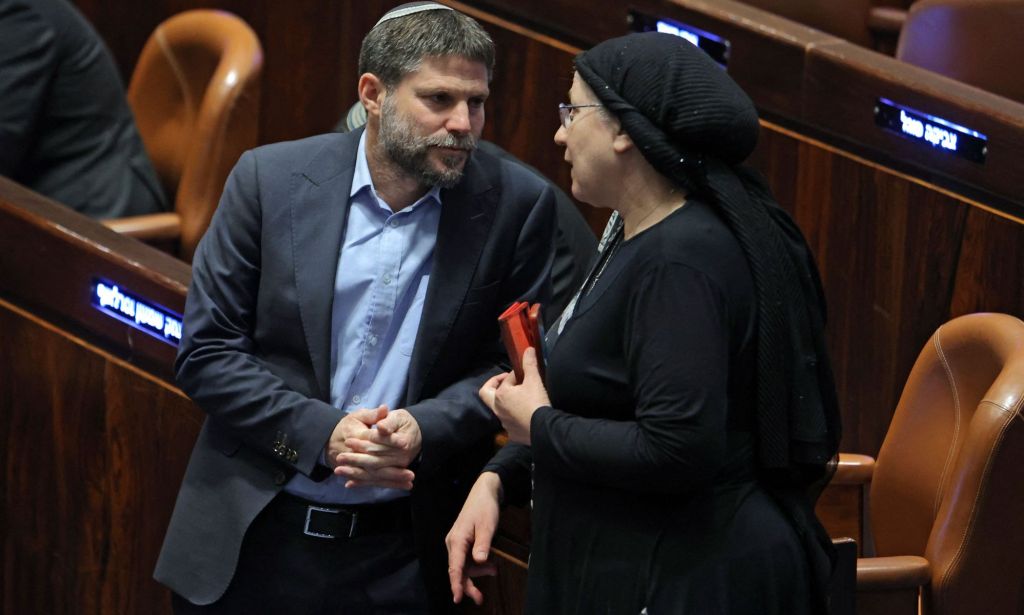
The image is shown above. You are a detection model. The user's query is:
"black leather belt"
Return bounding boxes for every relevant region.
[277,492,413,540]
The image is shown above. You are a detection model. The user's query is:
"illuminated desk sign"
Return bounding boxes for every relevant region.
[629,11,730,68]
[91,279,182,346]
[874,98,987,163]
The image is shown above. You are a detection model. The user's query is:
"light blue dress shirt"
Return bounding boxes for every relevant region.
[285,131,442,504]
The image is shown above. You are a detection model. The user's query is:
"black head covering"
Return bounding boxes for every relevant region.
[578,33,841,608]
[575,32,759,189]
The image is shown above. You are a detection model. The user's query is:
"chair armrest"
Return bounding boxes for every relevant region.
[867,7,906,55]
[818,454,874,549]
[829,538,857,615]
[857,555,930,590]
[833,453,875,485]
[867,7,908,35]
[102,212,181,241]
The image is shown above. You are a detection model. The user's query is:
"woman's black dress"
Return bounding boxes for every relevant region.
[492,200,815,614]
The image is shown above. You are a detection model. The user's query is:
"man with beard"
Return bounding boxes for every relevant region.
[155,4,556,614]
[335,100,597,326]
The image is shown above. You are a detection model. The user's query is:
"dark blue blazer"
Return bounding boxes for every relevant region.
[155,128,555,611]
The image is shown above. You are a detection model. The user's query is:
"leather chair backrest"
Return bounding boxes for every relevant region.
[870,313,1024,613]
[739,0,874,46]
[128,10,262,262]
[897,0,1024,104]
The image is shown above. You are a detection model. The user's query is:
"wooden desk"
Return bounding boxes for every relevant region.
[0,178,195,614]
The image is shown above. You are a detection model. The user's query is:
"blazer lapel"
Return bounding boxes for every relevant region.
[406,155,497,402]
[290,131,361,402]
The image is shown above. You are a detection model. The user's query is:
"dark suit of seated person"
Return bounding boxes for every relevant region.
[337,101,597,325]
[0,0,166,219]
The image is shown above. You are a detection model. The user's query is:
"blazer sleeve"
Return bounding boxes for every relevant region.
[529,261,732,495]
[406,182,557,478]
[174,150,342,477]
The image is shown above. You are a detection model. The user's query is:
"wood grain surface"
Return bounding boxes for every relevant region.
[0,301,199,615]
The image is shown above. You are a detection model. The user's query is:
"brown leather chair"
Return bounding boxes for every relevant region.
[833,313,1024,614]
[103,10,262,262]
[866,2,912,54]
[896,0,1024,104]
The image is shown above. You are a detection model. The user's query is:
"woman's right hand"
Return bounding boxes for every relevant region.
[445,471,503,605]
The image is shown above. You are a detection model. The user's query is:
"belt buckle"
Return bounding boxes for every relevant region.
[303,505,358,539]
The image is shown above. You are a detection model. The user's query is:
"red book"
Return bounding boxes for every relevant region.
[498,301,545,382]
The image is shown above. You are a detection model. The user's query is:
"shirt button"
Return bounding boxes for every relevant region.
[352,394,361,405]
[388,219,399,228]
[368,335,378,347]
[382,274,392,285]
[274,471,287,485]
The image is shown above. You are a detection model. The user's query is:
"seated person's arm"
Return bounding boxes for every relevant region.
[0,4,55,175]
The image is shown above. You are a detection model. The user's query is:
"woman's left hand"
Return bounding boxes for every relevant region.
[479,347,550,445]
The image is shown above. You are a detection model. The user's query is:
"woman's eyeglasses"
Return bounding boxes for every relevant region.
[558,103,603,129]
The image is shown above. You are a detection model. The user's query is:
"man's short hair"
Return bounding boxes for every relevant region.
[358,8,495,88]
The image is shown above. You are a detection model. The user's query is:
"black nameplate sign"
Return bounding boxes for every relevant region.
[92,278,183,346]
[629,11,730,69]
[874,98,987,164]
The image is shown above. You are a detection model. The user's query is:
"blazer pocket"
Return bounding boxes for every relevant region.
[462,279,501,307]
[205,423,241,457]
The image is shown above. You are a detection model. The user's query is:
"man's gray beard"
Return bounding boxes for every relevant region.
[379,96,476,189]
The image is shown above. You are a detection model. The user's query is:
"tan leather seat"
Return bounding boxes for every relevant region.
[103,10,262,262]
[866,4,910,54]
[832,313,1024,614]
[896,0,1024,104]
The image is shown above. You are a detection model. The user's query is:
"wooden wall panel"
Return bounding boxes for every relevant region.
[253,0,348,143]
[950,209,1024,316]
[335,0,391,121]
[100,363,201,613]
[751,126,1014,455]
[0,302,199,615]
[1,308,106,614]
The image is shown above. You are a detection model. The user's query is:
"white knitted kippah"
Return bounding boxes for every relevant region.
[373,2,453,28]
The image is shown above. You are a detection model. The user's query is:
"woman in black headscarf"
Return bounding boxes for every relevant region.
[446,32,840,614]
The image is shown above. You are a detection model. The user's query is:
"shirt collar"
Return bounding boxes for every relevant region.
[352,130,443,210]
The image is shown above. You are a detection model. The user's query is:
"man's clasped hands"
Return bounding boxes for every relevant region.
[328,405,423,491]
